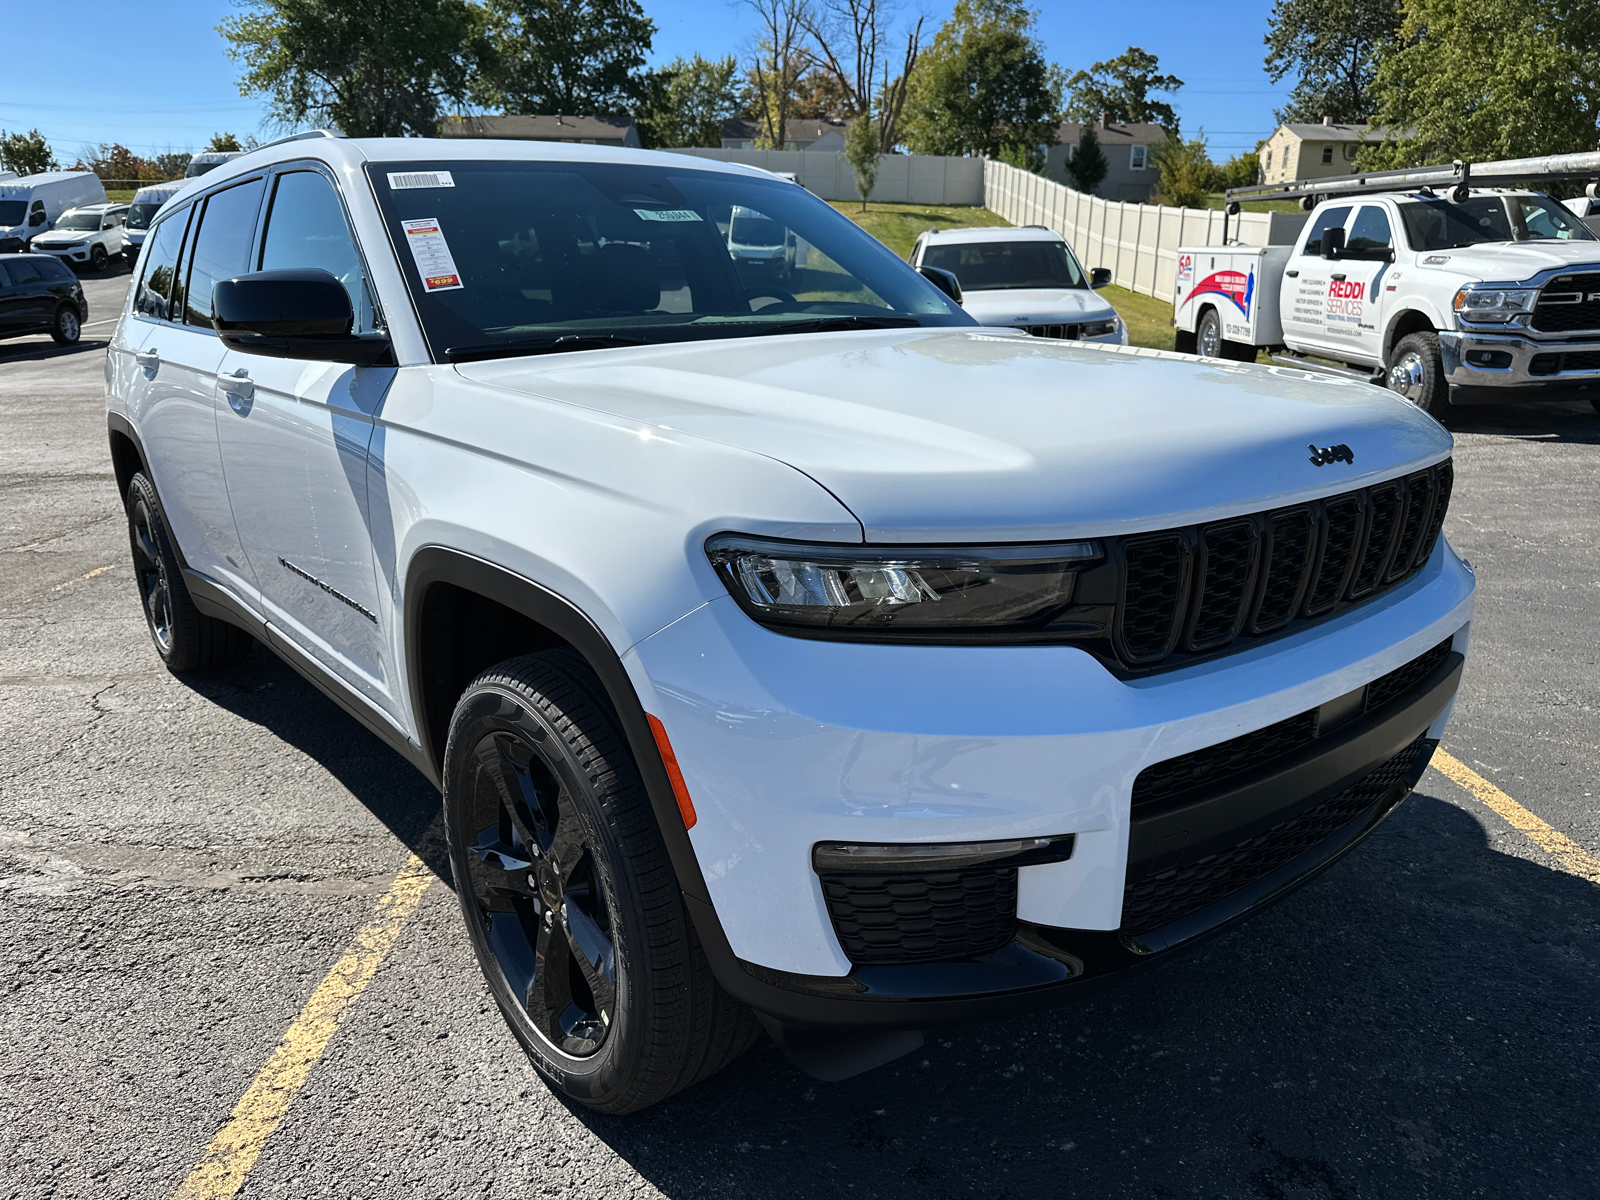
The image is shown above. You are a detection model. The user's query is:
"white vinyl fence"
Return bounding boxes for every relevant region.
[983,160,1308,302]
[666,147,985,205]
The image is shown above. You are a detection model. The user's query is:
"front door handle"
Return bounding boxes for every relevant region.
[135,349,159,372]
[1286,269,1300,278]
[1330,273,1347,282]
[218,369,255,408]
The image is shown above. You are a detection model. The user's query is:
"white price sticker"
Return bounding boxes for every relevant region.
[388,170,455,190]
[401,217,464,292]
[634,208,702,222]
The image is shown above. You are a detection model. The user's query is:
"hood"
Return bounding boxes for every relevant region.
[456,328,1452,543]
[31,230,83,244]
[959,287,1116,325]
[1427,240,1600,283]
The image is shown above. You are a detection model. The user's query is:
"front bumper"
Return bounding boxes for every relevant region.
[627,538,1474,1026]
[1441,328,1600,388]
[35,244,90,264]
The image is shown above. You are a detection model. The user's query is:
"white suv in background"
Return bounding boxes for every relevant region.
[910,226,1128,344]
[106,136,1472,1114]
[31,203,129,270]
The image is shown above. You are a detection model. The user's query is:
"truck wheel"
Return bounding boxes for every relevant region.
[442,650,760,1114]
[90,244,108,272]
[1197,309,1225,359]
[1387,332,1449,420]
[124,473,253,672]
[50,305,80,345]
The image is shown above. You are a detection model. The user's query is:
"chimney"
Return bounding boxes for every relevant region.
[1100,110,1109,130]
[1322,115,1332,126]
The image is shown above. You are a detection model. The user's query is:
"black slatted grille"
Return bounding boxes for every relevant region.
[1022,324,1081,339]
[1349,484,1403,598]
[1387,473,1435,584]
[1120,735,1434,936]
[1250,511,1314,633]
[1188,522,1256,650]
[1131,638,1454,816]
[1531,273,1600,333]
[1306,497,1363,615]
[820,867,1018,966]
[1417,460,1452,569]
[1120,536,1187,661]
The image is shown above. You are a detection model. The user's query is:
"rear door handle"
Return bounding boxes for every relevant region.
[218,369,255,406]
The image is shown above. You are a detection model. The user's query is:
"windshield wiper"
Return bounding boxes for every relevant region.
[445,334,648,363]
[750,315,922,336]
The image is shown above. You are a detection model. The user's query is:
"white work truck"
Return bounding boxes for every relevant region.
[1174,154,1600,420]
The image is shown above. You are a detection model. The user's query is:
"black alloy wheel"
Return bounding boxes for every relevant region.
[123,472,253,672]
[443,651,760,1113]
[50,305,80,345]
[90,244,108,271]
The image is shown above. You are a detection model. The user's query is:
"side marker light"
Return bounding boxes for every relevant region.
[646,713,697,830]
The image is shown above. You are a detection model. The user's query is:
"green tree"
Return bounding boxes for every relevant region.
[1359,0,1600,168]
[1064,124,1108,192]
[219,0,480,137]
[149,151,194,179]
[1217,147,1262,190]
[744,0,814,149]
[1264,0,1401,124]
[73,143,160,182]
[844,113,879,209]
[478,0,654,114]
[1151,130,1218,207]
[0,129,57,175]
[900,0,1060,160]
[636,55,744,148]
[1063,47,1182,134]
[207,132,244,152]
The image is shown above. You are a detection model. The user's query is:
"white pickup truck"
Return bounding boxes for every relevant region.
[1174,188,1600,418]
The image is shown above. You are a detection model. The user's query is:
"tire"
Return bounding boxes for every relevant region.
[50,305,80,345]
[1197,308,1225,359]
[1589,396,1600,418]
[124,473,253,672]
[90,244,108,271]
[443,650,760,1114]
[1387,331,1449,420]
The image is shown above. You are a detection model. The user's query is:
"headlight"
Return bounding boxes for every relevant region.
[1453,286,1535,322]
[706,534,1103,634]
[1082,318,1119,337]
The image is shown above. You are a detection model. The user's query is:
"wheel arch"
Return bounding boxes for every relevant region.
[107,413,146,501]
[1383,307,1441,363]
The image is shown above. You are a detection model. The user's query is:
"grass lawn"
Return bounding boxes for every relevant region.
[1199,191,1302,214]
[831,200,1182,352]
[105,189,138,204]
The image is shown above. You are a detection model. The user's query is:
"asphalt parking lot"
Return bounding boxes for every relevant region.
[2,267,1597,1200]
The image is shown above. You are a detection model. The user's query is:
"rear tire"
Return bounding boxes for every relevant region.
[124,472,253,672]
[443,650,759,1114]
[1197,308,1254,362]
[1387,331,1450,421]
[50,305,80,345]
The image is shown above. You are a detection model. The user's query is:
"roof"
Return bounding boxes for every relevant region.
[720,118,849,143]
[438,114,637,141]
[1056,121,1169,146]
[919,226,1064,245]
[132,183,184,199]
[63,202,127,213]
[1275,123,1411,144]
[0,171,99,189]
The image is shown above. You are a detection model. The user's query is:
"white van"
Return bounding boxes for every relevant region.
[125,181,184,257]
[184,151,242,179]
[0,171,108,253]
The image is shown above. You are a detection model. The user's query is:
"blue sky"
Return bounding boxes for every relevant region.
[0,0,1291,163]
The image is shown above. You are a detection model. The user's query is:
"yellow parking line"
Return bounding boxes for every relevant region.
[171,854,435,1200]
[52,564,117,592]
[1432,749,1600,884]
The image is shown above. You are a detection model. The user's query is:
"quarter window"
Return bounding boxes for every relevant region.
[258,170,381,334]
[184,178,267,329]
[134,209,191,321]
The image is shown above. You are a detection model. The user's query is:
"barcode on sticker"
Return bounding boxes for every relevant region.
[635,208,701,222]
[389,171,455,190]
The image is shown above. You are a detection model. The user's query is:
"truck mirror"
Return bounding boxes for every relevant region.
[1322,227,1346,259]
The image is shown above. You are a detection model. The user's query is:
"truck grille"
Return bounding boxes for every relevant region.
[819,867,1018,966]
[1120,734,1434,937]
[1528,351,1600,376]
[1105,461,1452,669]
[1532,272,1600,333]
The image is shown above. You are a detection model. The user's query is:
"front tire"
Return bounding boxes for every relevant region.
[1387,331,1449,420]
[50,305,80,345]
[443,651,759,1114]
[90,244,108,272]
[124,472,253,672]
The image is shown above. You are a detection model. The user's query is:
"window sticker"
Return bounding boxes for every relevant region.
[388,170,455,190]
[634,208,702,222]
[401,217,464,291]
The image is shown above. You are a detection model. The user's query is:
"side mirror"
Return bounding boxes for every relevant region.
[1091,266,1112,289]
[1321,226,1346,259]
[918,264,963,304]
[213,269,391,365]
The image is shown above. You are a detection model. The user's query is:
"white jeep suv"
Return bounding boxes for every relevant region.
[106,136,1473,1113]
[33,203,129,271]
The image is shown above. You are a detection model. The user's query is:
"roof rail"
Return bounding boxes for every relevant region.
[256,129,348,150]
[1225,149,1600,210]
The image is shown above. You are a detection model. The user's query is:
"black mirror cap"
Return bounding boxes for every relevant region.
[917,264,963,304]
[213,268,392,364]
[1091,266,1112,289]
[1322,226,1346,259]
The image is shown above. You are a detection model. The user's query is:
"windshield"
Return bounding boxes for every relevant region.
[186,160,224,178]
[729,207,785,248]
[126,202,167,230]
[920,239,1087,290]
[0,200,26,225]
[1400,194,1596,251]
[366,159,970,360]
[55,211,102,231]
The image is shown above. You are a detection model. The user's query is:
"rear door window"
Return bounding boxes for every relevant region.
[8,259,47,286]
[134,210,192,320]
[184,179,266,329]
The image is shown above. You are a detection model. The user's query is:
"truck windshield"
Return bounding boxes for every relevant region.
[0,200,26,225]
[920,240,1087,290]
[126,202,167,230]
[365,159,971,361]
[1400,194,1595,250]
